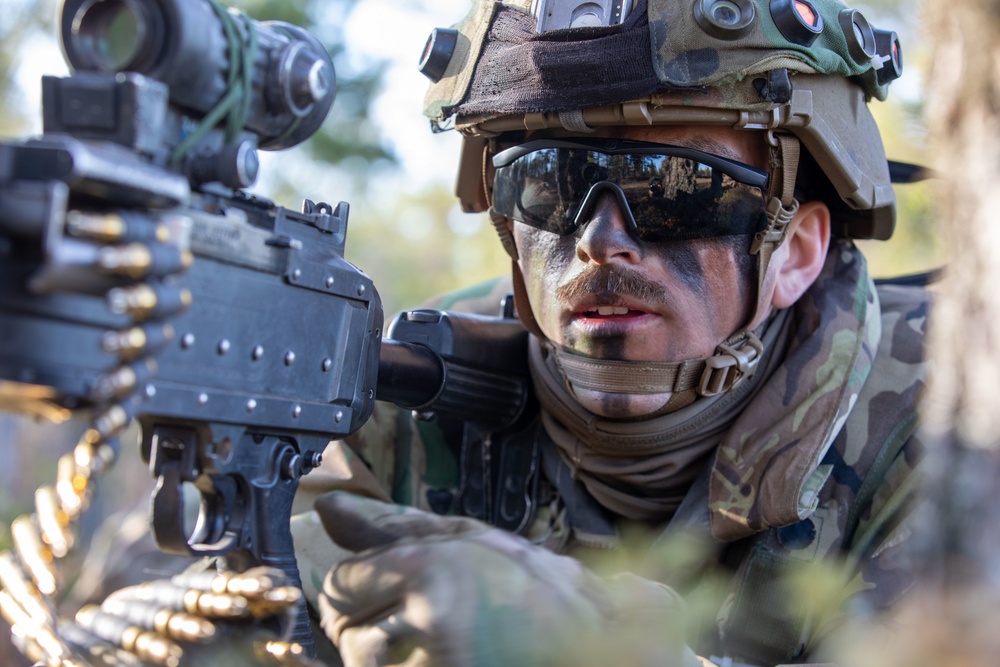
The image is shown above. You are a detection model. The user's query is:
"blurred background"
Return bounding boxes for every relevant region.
[0,2,941,661]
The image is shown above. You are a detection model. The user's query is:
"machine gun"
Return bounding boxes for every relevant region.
[0,0,529,662]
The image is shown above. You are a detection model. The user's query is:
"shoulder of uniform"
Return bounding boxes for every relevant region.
[872,281,929,371]
[821,280,927,506]
[415,275,514,315]
[875,281,931,322]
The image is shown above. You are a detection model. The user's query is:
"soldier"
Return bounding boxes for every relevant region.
[289,1,926,666]
[15,1,924,665]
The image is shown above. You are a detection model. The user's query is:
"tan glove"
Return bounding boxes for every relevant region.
[314,492,703,667]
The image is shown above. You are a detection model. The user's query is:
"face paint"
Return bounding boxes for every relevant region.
[511,126,766,418]
[660,241,707,294]
[518,225,753,359]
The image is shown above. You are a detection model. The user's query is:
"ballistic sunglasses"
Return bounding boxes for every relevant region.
[491,138,771,242]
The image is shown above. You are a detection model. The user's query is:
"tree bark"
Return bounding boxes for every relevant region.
[919,0,1000,580]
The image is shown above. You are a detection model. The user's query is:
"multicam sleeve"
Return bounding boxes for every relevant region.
[802,285,929,664]
[838,284,928,615]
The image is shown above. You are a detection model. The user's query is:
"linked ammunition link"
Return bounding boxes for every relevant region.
[75,606,185,667]
[1,416,132,666]
[256,639,321,666]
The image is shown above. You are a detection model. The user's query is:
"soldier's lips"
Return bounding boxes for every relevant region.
[569,306,657,334]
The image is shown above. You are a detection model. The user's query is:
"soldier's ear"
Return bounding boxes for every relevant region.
[770,200,831,309]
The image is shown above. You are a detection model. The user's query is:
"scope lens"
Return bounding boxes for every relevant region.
[852,22,866,47]
[712,1,742,25]
[73,0,144,71]
[838,9,876,63]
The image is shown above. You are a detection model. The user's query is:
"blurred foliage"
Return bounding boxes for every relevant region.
[853,0,944,278]
[858,103,943,278]
[0,0,59,137]
[346,185,510,316]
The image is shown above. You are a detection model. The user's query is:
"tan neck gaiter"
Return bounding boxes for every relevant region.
[529,308,792,523]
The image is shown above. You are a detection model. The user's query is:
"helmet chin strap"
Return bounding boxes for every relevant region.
[493,134,801,400]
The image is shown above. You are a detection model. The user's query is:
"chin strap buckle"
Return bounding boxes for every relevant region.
[698,332,764,397]
[750,196,799,255]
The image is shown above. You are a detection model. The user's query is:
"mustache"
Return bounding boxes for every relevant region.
[556,265,666,306]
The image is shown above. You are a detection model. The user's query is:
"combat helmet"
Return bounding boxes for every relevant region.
[419,0,903,398]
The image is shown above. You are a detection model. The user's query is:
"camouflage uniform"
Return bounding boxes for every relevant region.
[293,234,926,666]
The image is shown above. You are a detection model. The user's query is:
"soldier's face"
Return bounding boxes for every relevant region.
[511,126,769,417]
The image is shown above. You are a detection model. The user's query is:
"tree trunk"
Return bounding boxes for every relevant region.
[867,0,1000,664]
[919,0,1000,582]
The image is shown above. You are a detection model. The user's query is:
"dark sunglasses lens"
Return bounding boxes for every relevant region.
[492,149,586,234]
[493,148,767,240]
[627,166,768,241]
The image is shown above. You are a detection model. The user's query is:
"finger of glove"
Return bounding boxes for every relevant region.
[314,492,403,552]
[318,544,417,641]
[317,538,490,659]
[314,492,488,552]
[336,618,430,667]
[319,540,532,667]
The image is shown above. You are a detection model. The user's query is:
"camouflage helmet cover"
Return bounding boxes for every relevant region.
[423,0,901,240]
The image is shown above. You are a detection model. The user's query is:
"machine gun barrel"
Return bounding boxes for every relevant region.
[377,310,530,432]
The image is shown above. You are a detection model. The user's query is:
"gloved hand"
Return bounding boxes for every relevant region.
[313,492,703,667]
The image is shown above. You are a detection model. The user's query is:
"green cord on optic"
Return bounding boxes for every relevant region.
[168,0,258,165]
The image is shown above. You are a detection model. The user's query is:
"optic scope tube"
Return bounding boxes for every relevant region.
[60,0,335,150]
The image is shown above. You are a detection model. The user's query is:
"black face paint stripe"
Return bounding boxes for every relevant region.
[726,234,756,325]
[663,241,707,294]
[726,234,755,284]
[665,235,754,309]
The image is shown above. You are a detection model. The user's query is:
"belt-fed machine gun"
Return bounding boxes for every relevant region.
[0,0,529,662]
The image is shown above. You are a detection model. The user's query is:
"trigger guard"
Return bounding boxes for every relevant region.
[150,460,194,555]
[150,463,239,556]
